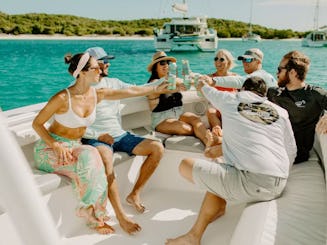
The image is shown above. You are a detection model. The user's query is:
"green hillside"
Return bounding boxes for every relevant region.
[0,12,308,39]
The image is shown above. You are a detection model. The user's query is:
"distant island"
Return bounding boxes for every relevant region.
[0,12,308,39]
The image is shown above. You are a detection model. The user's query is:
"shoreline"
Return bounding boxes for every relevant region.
[0,34,301,41]
[0,34,154,40]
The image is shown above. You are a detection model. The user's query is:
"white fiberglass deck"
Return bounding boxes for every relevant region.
[0,187,244,245]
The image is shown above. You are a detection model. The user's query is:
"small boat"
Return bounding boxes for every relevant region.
[242,0,261,42]
[302,0,327,47]
[302,27,327,47]
[1,90,326,245]
[153,1,218,52]
[242,31,261,42]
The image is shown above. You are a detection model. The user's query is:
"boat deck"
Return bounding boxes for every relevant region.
[0,187,244,245]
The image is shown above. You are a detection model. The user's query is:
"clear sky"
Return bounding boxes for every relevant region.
[1,0,327,32]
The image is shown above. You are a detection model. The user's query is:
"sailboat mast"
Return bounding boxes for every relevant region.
[249,0,254,33]
[313,0,319,30]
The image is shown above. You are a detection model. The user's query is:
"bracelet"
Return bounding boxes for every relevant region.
[211,77,215,86]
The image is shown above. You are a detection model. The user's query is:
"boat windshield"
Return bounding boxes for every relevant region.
[164,24,200,34]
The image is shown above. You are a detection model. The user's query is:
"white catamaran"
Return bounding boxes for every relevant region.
[0,89,327,245]
[153,1,218,52]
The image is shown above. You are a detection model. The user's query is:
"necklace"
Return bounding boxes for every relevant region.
[73,86,88,101]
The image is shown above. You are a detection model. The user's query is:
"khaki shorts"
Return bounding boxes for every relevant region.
[192,159,287,203]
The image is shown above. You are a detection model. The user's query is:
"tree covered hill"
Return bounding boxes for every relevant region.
[0,12,307,39]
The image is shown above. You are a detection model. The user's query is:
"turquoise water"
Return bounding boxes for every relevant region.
[0,39,326,111]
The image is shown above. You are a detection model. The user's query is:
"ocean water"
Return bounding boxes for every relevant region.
[0,39,326,111]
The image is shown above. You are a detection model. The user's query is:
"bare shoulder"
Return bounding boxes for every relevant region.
[46,89,68,112]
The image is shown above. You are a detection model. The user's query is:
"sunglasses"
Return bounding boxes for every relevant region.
[214,57,225,62]
[242,58,255,63]
[89,66,101,71]
[98,58,109,65]
[277,66,287,73]
[158,60,171,66]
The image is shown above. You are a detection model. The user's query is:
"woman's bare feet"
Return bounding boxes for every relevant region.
[77,206,115,234]
[204,145,223,159]
[94,223,115,234]
[204,130,223,159]
[126,194,146,213]
[211,125,223,137]
[117,215,142,234]
[77,206,103,227]
[205,129,214,147]
[165,232,200,245]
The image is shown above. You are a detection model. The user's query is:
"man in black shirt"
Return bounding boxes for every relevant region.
[268,50,327,163]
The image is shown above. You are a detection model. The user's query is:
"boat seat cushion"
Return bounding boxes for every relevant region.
[230,150,327,245]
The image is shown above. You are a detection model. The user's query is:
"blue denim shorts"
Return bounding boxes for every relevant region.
[82,132,145,156]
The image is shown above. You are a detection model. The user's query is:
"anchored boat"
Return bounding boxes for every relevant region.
[242,0,261,42]
[153,1,218,52]
[302,27,327,47]
[302,0,327,47]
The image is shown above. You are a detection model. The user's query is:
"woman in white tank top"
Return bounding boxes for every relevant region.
[33,52,169,234]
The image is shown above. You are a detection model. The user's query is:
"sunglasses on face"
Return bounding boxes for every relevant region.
[277,66,287,73]
[89,66,101,72]
[214,57,225,62]
[159,60,171,66]
[98,58,109,65]
[242,58,255,63]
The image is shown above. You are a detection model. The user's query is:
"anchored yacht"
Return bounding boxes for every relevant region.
[153,1,218,52]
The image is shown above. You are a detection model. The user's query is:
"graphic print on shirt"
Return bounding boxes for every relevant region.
[237,102,279,125]
[294,100,306,108]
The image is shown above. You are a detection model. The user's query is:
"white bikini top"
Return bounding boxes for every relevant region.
[54,88,97,128]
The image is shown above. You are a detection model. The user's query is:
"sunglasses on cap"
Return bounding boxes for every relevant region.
[98,58,109,65]
[277,66,287,73]
[214,57,225,62]
[242,57,255,63]
[158,60,171,66]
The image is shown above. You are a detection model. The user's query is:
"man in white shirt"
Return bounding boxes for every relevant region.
[203,48,277,89]
[82,47,165,234]
[166,76,296,245]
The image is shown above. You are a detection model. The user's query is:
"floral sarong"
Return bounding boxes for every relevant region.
[34,133,108,224]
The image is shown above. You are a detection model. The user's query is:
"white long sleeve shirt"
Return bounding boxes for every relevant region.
[202,84,296,178]
[212,69,277,89]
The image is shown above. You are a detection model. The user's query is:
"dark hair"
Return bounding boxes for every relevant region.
[64,53,92,76]
[242,76,267,97]
[147,62,160,83]
[283,50,310,81]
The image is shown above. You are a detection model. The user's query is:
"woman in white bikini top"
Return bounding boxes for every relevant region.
[32,52,169,234]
